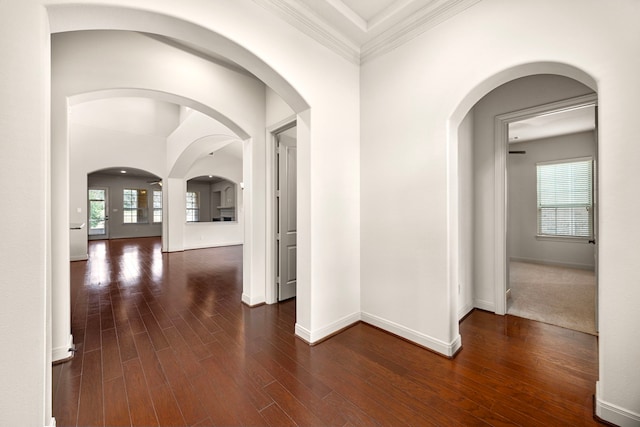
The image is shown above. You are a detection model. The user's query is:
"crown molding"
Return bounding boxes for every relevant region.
[252,0,482,64]
[252,0,361,64]
[360,0,482,63]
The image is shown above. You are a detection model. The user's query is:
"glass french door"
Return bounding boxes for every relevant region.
[88,188,108,239]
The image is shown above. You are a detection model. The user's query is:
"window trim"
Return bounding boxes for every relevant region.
[152,190,162,224]
[536,156,593,241]
[185,191,200,223]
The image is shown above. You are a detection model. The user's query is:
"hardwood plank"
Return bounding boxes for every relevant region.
[76,349,103,427]
[156,348,209,426]
[132,331,168,390]
[101,328,123,381]
[114,317,138,363]
[122,358,159,427]
[262,380,326,427]
[83,314,102,352]
[140,312,170,350]
[198,355,269,425]
[252,350,345,426]
[149,384,187,427]
[52,368,81,427]
[55,238,603,427]
[104,376,131,426]
[260,403,298,427]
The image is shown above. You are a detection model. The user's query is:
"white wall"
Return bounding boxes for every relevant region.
[458,110,474,319]
[361,1,640,424]
[508,131,596,270]
[0,2,361,424]
[471,75,593,310]
[0,3,50,426]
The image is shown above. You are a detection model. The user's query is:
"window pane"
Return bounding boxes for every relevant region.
[536,158,592,238]
[123,188,149,224]
[153,190,162,223]
[186,191,199,222]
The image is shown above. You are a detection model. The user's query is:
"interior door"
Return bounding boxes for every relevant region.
[277,127,297,301]
[592,105,599,331]
[88,187,109,239]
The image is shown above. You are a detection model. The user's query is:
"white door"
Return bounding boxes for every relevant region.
[88,187,109,239]
[592,106,599,331]
[277,128,297,301]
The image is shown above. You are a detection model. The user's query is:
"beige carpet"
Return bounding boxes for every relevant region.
[507,261,597,335]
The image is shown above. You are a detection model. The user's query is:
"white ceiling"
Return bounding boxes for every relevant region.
[508,105,596,143]
[253,0,481,63]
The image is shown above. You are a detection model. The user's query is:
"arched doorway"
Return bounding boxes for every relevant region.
[448,63,598,333]
[48,5,311,383]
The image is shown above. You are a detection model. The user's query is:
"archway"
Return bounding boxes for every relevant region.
[48,7,311,379]
[447,62,598,339]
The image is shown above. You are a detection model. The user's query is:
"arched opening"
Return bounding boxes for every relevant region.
[48,5,311,389]
[448,63,598,341]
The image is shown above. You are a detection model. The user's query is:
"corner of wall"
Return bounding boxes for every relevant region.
[361,311,461,357]
[595,381,640,427]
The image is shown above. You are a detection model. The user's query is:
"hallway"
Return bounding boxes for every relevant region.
[53,238,601,426]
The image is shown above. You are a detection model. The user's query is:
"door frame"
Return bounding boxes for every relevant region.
[265,116,297,304]
[87,186,109,240]
[493,93,598,315]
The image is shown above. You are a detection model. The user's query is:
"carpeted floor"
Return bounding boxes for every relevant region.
[507,261,597,335]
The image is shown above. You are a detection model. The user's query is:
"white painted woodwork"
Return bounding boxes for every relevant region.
[277,131,298,301]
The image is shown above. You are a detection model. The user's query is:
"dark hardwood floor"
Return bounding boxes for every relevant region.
[53,237,603,426]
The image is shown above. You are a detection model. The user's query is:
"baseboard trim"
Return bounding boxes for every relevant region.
[510,256,595,271]
[70,254,88,262]
[241,293,265,307]
[458,303,474,321]
[474,299,495,313]
[596,382,640,426]
[52,334,74,363]
[46,417,56,427]
[295,312,361,344]
[295,323,312,343]
[184,242,243,251]
[361,312,461,357]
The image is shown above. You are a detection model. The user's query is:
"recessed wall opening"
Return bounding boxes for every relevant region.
[454,72,598,337]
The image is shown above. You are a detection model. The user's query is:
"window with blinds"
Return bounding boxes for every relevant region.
[536,157,593,238]
[123,188,149,224]
[153,190,162,223]
[186,191,199,222]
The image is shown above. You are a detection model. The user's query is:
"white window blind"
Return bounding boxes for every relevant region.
[186,191,199,222]
[536,158,593,238]
[153,190,162,223]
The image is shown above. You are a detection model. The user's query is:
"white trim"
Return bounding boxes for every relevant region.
[70,254,88,262]
[241,293,265,307]
[307,312,361,343]
[458,303,474,320]
[510,256,595,271]
[294,322,312,342]
[252,0,360,64]
[254,0,481,64]
[46,417,56,427]
[596,381,640,426]
[183,242,243,251]
[52,334,74,363]
[266,117,297,305]
[361,0,481,64]
[474,299,495,313]
[361,312,462,357]
[494,94,598,316]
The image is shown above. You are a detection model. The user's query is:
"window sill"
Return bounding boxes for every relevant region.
[535,235,592,243]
